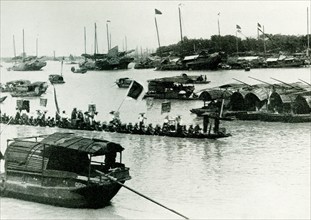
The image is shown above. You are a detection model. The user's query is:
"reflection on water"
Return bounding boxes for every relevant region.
[0,62,310,219]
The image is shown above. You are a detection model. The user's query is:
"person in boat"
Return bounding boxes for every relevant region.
[14,108,21,123]
[197,75,204,81]
[60,110,70,128]
[109,111,121,127]
[213,117,220,134]
[162,116,169,132]
[76,110,85,129]
[194,124,202,135]
[175,115,183,135]
[138,113,147,130]
[133,123,139,133]
[126,122,133,133]
[146,123,154,135]
[84,112,91,129]
[20,109,29,124]
[71,108,77,127]
[188,124,194,134]
[154,124,162,135]
[104,151,117,171]
[203,114,210,133]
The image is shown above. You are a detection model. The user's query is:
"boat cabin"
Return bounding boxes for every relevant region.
[4,132,129,187]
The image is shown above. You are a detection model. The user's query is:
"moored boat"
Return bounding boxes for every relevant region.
[0,132,131,208]
[49,74,65,84]
[115,77,133,88]
[11,81,48,97]
[71,66,87,74]
[8,58,47,71]
[143,77,195,100]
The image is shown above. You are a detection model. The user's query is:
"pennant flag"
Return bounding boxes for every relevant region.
[236,24,241,29]
[127,81,144,99]
[155,9,162,15]
[53,86,60,114]
[161,102,171,114]
[257,23,261,28]
[40,98,47,107]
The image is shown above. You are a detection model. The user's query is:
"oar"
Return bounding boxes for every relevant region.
[0,117,13,135]
[95,170,189,219]
[298,78,311,86]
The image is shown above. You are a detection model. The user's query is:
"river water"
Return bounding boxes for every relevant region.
[0,61,310,219]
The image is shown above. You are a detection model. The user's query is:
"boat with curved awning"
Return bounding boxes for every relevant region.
[0,132,131,208]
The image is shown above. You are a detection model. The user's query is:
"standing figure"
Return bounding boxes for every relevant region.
[203,114,209,133]
[138,113,147,130]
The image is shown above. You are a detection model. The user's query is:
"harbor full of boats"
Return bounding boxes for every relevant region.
[0,60,310,218]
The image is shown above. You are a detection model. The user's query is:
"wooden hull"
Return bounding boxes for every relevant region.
[143,91,194,100]
[0,180,123,208]
[11,92,44,97]
[225,111,311,123]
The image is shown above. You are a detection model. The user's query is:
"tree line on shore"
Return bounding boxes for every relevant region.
[155,34,310,57]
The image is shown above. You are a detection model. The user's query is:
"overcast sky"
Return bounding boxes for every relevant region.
[0,0,309,57]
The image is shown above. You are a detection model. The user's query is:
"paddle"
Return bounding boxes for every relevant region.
[0,117,13,135]
[95,170,189,219]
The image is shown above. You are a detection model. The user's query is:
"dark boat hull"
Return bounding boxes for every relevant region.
[11,91,44,97]
[0,179,124,208]
[225,111,311,123]
[10,61,47,71]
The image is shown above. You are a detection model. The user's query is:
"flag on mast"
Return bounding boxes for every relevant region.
[127,81,144,99]
[236,24,241,33]
[155,9,162,15]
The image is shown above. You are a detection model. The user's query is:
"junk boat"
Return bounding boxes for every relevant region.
[115,77,133,88]
[143,77,195,100]
[11,81,48,97]
[49,74,65,84]
[0,132,131,208]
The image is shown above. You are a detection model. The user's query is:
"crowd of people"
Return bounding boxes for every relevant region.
[0,106,228,139]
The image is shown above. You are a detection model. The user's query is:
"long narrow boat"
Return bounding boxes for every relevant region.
[0,132,131,208]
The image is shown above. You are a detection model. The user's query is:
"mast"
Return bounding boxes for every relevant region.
[308,7,310,57]
[263,26,266,58]
[36,38,38,57]
[84,26,86,54]
[13,35,16,58]
[94,23,98,54]
[106,20,110,51]
[125,36,127,51]
[22,29,25,60]
[154,17,160,47]
[60,58,64,76]
[110,33,112,50]
[178,5,183,42]
[217,13,221,36]
[235,30,238,55]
